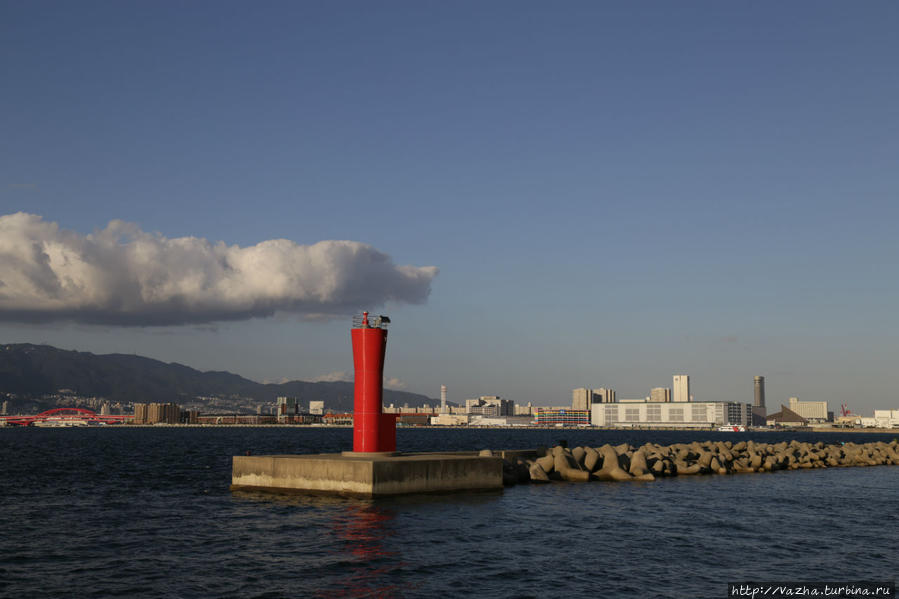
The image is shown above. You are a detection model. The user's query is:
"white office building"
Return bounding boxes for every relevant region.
[787,397,828,422]
[591,401,750,428]
[873,410,899,428]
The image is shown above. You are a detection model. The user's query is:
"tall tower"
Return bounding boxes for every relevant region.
[672,375,690,403]
[351,312,394,453]
[752,375,767,426]
[440,385,447,413]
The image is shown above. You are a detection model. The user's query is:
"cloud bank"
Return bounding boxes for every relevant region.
[311,371,352,383]
[311,370,408,390]
[0,213,438,326]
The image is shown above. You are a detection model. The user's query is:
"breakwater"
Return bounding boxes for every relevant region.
[492,439,899,486]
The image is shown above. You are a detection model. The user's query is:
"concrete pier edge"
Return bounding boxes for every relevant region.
[231,452,504,497]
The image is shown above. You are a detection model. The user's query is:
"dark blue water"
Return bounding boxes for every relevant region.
[2,428,897,598]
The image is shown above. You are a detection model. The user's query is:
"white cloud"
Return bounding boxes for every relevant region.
[310,371,406,389]
[384,377,407,390]
[311,370,352,383]
[0,212,438,325]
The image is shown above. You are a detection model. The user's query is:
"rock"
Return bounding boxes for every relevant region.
[554,451,590,482]
[528,461,551,483]
[536,454,555,473]
[595,445,634,481]
[628,448,654,479]
[571,446,587,468]
[584,447,601,472]
[673,459,702,475]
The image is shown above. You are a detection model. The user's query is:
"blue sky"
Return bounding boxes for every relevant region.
[2,2,898,413]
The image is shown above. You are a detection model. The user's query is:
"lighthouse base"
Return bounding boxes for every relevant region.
[230,452,503,497]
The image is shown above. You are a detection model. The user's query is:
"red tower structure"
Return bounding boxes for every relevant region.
[350,312,396,453]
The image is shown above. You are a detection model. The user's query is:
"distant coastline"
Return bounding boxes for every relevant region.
[5,423,896,433]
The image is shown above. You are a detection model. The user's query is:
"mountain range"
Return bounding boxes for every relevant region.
[0,343,437,413]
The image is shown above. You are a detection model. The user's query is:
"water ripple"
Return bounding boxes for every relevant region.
[1,427,897,598]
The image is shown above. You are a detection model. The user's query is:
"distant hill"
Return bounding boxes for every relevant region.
[0,343,436,413]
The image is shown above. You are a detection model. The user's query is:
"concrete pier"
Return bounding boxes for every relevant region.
[231,452,503,497]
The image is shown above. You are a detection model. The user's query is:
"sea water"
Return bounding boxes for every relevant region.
[1,427,897,598]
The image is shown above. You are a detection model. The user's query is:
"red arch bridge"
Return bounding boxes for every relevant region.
[0,408,130,427]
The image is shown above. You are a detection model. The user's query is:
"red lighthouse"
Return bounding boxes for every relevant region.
[350,312,396,453]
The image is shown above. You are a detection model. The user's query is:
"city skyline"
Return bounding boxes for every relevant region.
[2,3,898,412]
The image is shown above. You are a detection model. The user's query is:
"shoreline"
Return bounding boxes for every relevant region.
[3,422,897,433]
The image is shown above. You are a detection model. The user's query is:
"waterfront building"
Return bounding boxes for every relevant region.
[469,415,534,427]
[309,401,324,415]
[650,387,671,403]
[440,385,447,413]
[535,408,590,427]
[152,402,181,424]
[514,402,534,416]
[465,396,513,416]
[133,403,148,423]
[725,402,750,427]
[766,405,807,427]
[590,401,750,428]
[787,397,828,422]
[132,402,181,424]
[873,410,899,428]
[672,375,690,403]
[2,400,9,415]
[430,413,470,426]
[197,414,280,425]
[322,412,354,426]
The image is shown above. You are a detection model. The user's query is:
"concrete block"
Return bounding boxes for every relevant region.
[231,452,503,497]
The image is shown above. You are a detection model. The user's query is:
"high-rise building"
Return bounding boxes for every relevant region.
[595,388,617,403]
[672,375,690,403]
[753,376,766,408]
[650,387,671,403]
[440,385,447,413]
[571,388,594,410]
[277,396,298,421]
[1,400,8,415]
[309,401,324,415]
[752,376,767,426]
[134,402,181,424]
